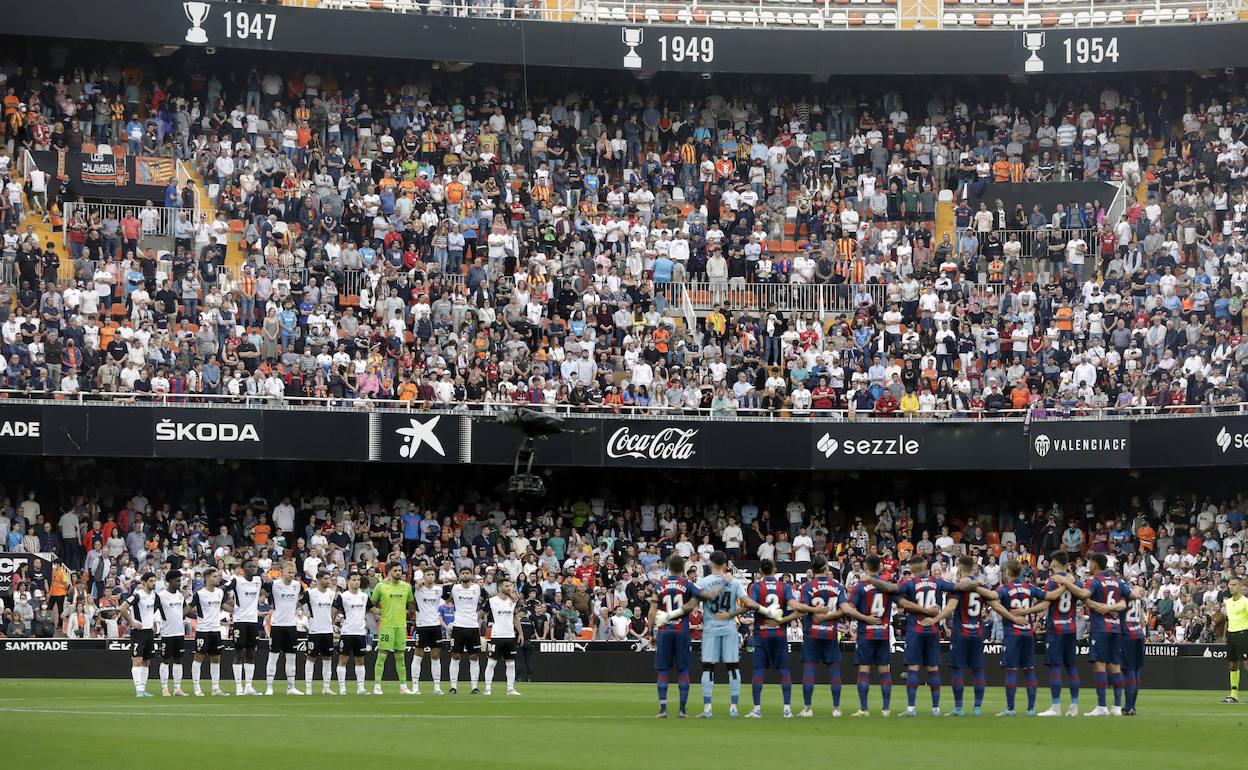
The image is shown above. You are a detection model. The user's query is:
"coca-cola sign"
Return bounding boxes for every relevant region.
[606,425,699,462]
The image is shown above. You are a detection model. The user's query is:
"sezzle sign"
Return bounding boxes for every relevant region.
[155,420,260,442]
[816,432,919,458]
[606,426,698,461]
[1215,426,1248,453]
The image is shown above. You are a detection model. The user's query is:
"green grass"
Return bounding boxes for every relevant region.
[0,680,1242,768]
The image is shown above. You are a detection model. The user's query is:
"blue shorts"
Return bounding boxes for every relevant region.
[1045,632,1078,667]
[801,637,841,665]
[949,636,985,670]
[854,638,891,667]
[903,633,940,667]
[701,632,740,665]
[1088,631,1121,665]
[1118,636,1144,672]
[751,636,789,672]
[655,629,692,672]
[1001,636,1035,669]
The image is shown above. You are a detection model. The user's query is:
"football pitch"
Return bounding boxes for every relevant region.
[0,680,1242,769]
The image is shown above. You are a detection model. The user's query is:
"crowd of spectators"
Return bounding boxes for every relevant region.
[1,60,1248,415]
[1,471,1243,648]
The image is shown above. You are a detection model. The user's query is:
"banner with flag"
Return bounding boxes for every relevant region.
[79,153,129,186]
[135,155,175,187]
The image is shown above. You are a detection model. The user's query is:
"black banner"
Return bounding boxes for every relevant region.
[7,0,1248,76]
[3,402,1248,471]
[0,553,51,599]
[0,637,1229,690]
[28,151,168,203]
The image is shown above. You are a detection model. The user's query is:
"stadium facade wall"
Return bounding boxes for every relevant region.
[7,0,1248,76]
[0,639,1228,689]
[2,402,1247,471]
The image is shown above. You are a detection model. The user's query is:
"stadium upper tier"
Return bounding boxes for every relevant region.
[299,0,1247,30]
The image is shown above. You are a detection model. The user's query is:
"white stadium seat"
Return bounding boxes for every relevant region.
[882,11,897,24]
[1091,10,1107,24]
[1075,10,1090,24]
[1172,7,1189,21]
[864,11,880,24]
[992,12,1008,25]
[776,11,793,24]
[943,11,960,25]
[1157,8,1174,21]
[743,9,759,24]
[726,9,742,24]
[760,9,776,25]
[1108,9,1123,23]
[960,12,975,25]
[1058,11,1075,24]
[1141,8,1157,22]
[644,8,659,22]
[831,11,848,25]
[710,9,726,23]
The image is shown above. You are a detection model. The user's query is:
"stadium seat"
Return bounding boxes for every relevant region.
[1172,7,1189,21]
[1140,8,1156,22]
[849,11,865,25]
[1075,10,1090,24]
[1058,11,1074,24]
[943,11,959,24]
[975,12,991,24]
[1091,10,1107,24]
[864,11,880,24]
[1107,9,1123,23]
[643,8,659,23]
[709,9,726,23]
[992,12,1008,24]
[726,9,742,23]
[882,10,897,24]
[610,6,627,21]
[760,9,776,25]
[743,9,759,24]
[776,11,793,24]
[1157,8,1174,22]
[1191,7,1205,20]
[961,12,976,25]
[659,8,679,23]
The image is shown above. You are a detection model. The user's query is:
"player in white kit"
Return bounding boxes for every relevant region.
[188,567,229,696]
[153,571,189,697]
[302,572,339,694]
[448,567,483,695]
[411,569,447,695]
[333,572,372,695]
[482,578,524,696]
[225,560,264,695]
[265,561,305,695]
[119,572,159,697]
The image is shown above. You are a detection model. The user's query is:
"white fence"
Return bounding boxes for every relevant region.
[299,0,1245,29]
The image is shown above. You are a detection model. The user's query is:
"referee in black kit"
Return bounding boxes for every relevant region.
[1219,577,1248,703]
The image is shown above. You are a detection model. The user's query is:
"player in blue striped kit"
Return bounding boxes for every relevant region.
[789,555,884,717]
[744,560,799,718]
[695,551,778,718]
[649,555,722,718]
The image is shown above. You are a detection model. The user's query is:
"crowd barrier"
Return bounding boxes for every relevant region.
[2,400,1248,470]
[0,637,1228,689]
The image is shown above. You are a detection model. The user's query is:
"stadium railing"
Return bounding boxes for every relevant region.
[283,0,1247,30]
[7,391,1244,422]
[654,279,1009,315]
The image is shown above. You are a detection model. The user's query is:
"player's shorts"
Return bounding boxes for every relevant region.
[751,636,789,672]
[308,632,336,657]
[450,627,482,655]
[701,631,740,665]
[949,636,984,670]
[416,626,444,653]
[269,625,300,655]
[339,634,367,659]
[232,621,259,652]
[1227,631,1248,662]
[490,638,518,660]
[160,635,186,661]
[1118,636,1145,672]
[1001,636,1035,669]
[1088,631,1121,665]
[854,638,890,667]
[655,629,692,672]
[1045,632,1077,667]
[377,626,409,653]
[800,637,840,666]
[195,631,222,656]
[130,629,155,660]
[903,633,940,667]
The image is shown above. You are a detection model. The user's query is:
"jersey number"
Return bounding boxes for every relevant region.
[662,594,684,614]
[965,593,981,618]
[870,593,885,617]
[1057,593,1073,614]
[917,590,938,609]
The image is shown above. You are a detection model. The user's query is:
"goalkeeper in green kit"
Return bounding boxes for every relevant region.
[370,563,415,695]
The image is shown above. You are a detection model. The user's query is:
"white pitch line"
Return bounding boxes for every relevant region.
[0,707,656,719]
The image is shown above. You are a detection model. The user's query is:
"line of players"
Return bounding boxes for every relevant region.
[650,550,1146,718]
[117,559,524,697]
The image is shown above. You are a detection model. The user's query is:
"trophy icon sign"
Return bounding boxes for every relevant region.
[621,28,643,70]
[184,1,211,45]
[1022,31,1046,73]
